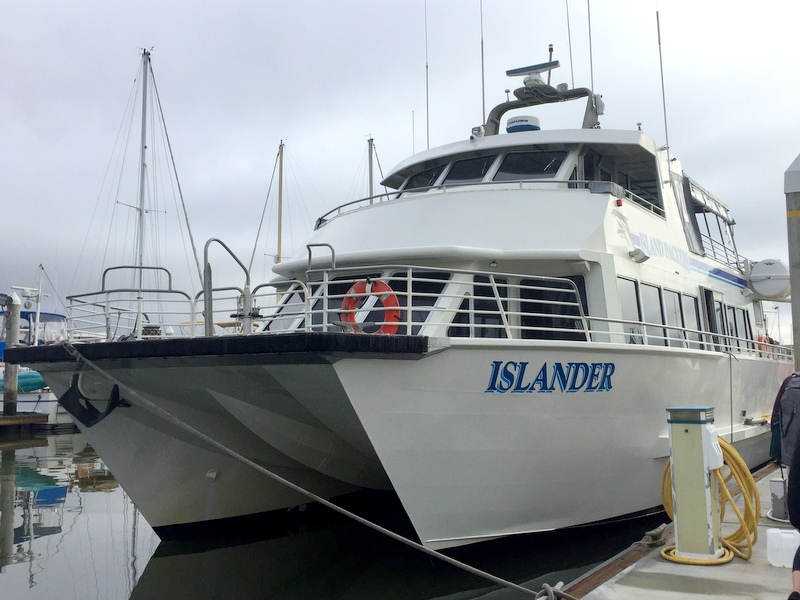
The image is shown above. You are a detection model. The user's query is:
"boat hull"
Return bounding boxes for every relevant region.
[7,334,788,548]
[335,341,784,548]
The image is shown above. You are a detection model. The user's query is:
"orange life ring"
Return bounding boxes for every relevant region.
[757,334,767,356]
[340,280,401,334]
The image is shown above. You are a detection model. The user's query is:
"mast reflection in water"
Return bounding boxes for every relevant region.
[1,432,667,599]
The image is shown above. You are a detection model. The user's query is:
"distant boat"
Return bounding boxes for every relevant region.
[1,308,69,422]
[7,55,793,551]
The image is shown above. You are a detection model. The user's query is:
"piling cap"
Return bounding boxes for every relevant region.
[785,152,800,194]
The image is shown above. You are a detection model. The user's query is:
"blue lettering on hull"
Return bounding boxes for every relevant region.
[485,361,615,393]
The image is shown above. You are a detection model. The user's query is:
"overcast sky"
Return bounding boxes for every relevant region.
[2,0,799,335]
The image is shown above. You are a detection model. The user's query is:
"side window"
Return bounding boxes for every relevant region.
[404,165,446,190]
[683,294,702,350]
[617,277,642,344]
[734,307,751,350]
[493,150,568,181]
[726,305,739,348]
[448,276,508,338]
[387,272,450,335]
[640,283,665,346]
[263,287,307,331]
[443,155,496,185]
[519,276,587,341]
[662,289,683,347]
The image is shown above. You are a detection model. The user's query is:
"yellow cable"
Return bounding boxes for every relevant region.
[659,436,760,565]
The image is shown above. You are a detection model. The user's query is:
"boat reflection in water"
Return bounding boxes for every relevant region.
[1,433,667,599]
[0,433,159,600]
[131,495,667,599]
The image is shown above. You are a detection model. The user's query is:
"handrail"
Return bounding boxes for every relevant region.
[61,261,792,364]
[203,238,252,336]
[100,265,174,292]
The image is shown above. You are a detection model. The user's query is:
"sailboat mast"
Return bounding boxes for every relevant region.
[136,49,151,289]
[276,140,284,264]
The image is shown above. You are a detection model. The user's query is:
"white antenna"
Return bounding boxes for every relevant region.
[424,0,430,149]
[412,110,415,154]
[565,0,575,88]
[656,11,671,157]
[480,0,486,124]
[587,0,595,92]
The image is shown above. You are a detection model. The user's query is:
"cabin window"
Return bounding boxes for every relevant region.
[579,143,663,214]
[617,277,642,343]
[684,178,738,266]
[262,287,307,332]
[735,307,751,348]
[387,271,450,335]
[519,276,587,341]
[449,276,508,338]
[640,283,666,346]
[493,149,568,181]
[663,289,684,348]
[705,295,727,351]
[726,306,739,347]
[683,294,703,349]
[404,165,446,190]
[443,155,497,185]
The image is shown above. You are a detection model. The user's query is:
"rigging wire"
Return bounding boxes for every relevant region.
[249,148,281,274]
[40,264,69,314]
[372,139,389,196]
[150,65,204,289]
[69,64,140,294]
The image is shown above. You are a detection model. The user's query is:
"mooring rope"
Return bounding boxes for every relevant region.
[60,341,581,598]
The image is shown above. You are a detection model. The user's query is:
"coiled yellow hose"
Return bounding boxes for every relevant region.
[659,436,760,565]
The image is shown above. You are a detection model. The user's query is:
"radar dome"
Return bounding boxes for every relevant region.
[749,259,790,299]
[506,116,540,133]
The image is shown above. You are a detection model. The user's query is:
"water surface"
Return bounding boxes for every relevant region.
[0,432,667,599]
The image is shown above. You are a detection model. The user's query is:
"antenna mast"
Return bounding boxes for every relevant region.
[480,0,486,124]
[276,140,284,264]
[565,0,575,88]
[587,0,595,92]
[368,136,375,202]
[656,11,671,158]
[424,0,430,149]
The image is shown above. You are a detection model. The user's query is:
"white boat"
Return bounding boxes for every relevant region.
[5,58,793,550]
[1,307,69,423]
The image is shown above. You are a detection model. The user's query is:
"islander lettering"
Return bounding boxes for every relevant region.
[485,360,615,394]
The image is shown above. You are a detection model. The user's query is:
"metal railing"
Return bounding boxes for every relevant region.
[64,263,793,364]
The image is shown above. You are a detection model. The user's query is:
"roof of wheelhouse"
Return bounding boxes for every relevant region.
[381,128,662,189]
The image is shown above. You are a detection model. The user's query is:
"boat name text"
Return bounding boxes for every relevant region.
[485,361,615,394]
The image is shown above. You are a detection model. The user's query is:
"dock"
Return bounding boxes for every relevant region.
[564,462,795,599]
[0,412,49,442]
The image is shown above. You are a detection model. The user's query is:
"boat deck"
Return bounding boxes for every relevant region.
[564,461,794,599]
